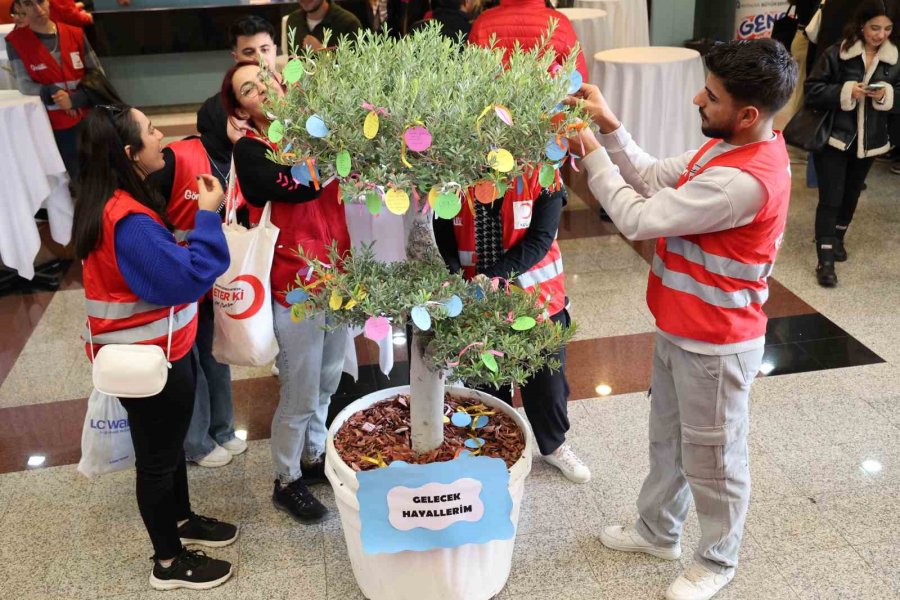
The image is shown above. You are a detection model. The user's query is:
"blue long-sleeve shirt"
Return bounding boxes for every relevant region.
[115,210,229,306]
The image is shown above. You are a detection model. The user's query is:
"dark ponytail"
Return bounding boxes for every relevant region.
[73,105,168,259]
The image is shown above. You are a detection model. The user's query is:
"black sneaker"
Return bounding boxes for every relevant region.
[178,513,238,548]
[149,548,233,591]
[300,456,327,485]
[272,478,329,524]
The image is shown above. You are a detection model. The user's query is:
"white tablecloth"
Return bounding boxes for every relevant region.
[558,8,607,75]
[0,90,72,280]
[341,202,408,378]
[592,46,708,160]
[574,0,649,49]
[0,24,16,91]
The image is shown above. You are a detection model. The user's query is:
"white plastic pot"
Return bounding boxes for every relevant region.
[325,385,534,600]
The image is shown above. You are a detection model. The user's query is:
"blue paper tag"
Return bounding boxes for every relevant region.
[356,456,514,554]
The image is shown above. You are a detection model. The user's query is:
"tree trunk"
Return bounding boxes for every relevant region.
[409,330,446,453]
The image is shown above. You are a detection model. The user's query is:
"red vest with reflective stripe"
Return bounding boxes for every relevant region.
[82,190,198,361]
[453,170,567,316]
[647,133,791,345]
[6,23,86,130]
[241,132,351,307]
[166,138,210,232]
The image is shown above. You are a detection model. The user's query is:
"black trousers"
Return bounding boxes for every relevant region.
[478,309,571,456]
[52,122,82,181]
[119,352,196,560]
[812,145,875,240]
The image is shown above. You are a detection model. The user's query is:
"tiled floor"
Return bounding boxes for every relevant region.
[0,149,898,599]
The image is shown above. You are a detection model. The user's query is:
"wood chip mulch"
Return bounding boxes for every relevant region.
[333,392,526,472]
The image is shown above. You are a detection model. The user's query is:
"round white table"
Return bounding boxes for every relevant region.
[557,8,607,75]
[592,47,708,159]
[574,0,649,49]
[0,24,16,91]
[0,90,73,280]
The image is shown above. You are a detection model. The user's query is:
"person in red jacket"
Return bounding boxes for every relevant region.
[50,0,92,28]
[468,0,588,84]
[570,39,797,600]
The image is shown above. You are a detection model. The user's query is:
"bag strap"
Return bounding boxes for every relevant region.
[224,157,238,225]
[259,200,273,226]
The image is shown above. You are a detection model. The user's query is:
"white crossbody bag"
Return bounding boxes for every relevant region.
[87,306,174,398]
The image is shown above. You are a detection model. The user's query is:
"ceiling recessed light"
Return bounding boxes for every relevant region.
[392,333,407,346]
[595,384,612,397]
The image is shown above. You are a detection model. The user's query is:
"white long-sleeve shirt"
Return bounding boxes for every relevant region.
[582,125,776,356]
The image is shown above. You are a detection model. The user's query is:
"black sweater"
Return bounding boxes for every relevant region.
[433,189,565,280]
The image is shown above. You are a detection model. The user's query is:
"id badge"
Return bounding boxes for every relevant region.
[70,52,84,69]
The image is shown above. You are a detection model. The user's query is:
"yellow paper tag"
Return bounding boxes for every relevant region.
[487,149,515,173]
[427,187,439,208]
[385,188,410,215]
[329,290,343,311]
[364,111,379,139]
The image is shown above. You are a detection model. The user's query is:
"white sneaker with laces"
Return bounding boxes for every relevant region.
[221,437,247,456]
[543,443,591,483]
[194,444,232,468]
[599,524,682,560]
[666,562,734,600]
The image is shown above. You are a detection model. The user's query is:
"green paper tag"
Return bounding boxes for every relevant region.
[511,316,536,331]
[365,190,381,215]
[480,352,498,372]
[496,180,508,197]
[336,150,351,177]
[434,192,461,220]
[268,120,284,143]
[538,163,556,188]
[283,59,303,84]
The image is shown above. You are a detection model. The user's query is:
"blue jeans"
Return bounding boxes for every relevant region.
[271,302,347,484]
[184,300,236,461]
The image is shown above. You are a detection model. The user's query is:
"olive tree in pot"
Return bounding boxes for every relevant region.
[265,22,583,600]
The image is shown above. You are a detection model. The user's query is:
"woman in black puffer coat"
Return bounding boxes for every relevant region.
[804,0,900,287]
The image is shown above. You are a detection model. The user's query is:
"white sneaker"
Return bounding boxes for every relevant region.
[271,364,279,377]
[599,524,682,560]
[193,445,232,468]
[221,437,248,456]
[543,443,591,483]
[666,562,734,600]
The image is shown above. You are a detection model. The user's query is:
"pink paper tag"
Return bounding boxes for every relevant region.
[404,126,432,152]
[364,316,391,342]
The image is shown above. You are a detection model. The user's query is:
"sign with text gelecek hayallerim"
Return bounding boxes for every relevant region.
[356,456,514,554]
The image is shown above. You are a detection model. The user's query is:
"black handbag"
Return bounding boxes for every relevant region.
[771,4,799,51]
[783,106,834,152]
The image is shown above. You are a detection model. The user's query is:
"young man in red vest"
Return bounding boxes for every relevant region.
[570,39,797,600]
[5,0,101,178]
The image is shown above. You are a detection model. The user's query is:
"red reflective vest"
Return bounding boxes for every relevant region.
[647,133,792,345]
[165,137,245,236]
[453,170,567,317]
[82,190,198,361]
[6,23,87,130]
[240,132,351,307]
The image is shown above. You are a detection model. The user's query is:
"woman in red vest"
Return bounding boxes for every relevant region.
[222,61,351,526]
[4,0,99,178]
[74,105,237,591]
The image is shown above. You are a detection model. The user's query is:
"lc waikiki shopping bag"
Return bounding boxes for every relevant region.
[211,164,280,366]
[77,389,135,478]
